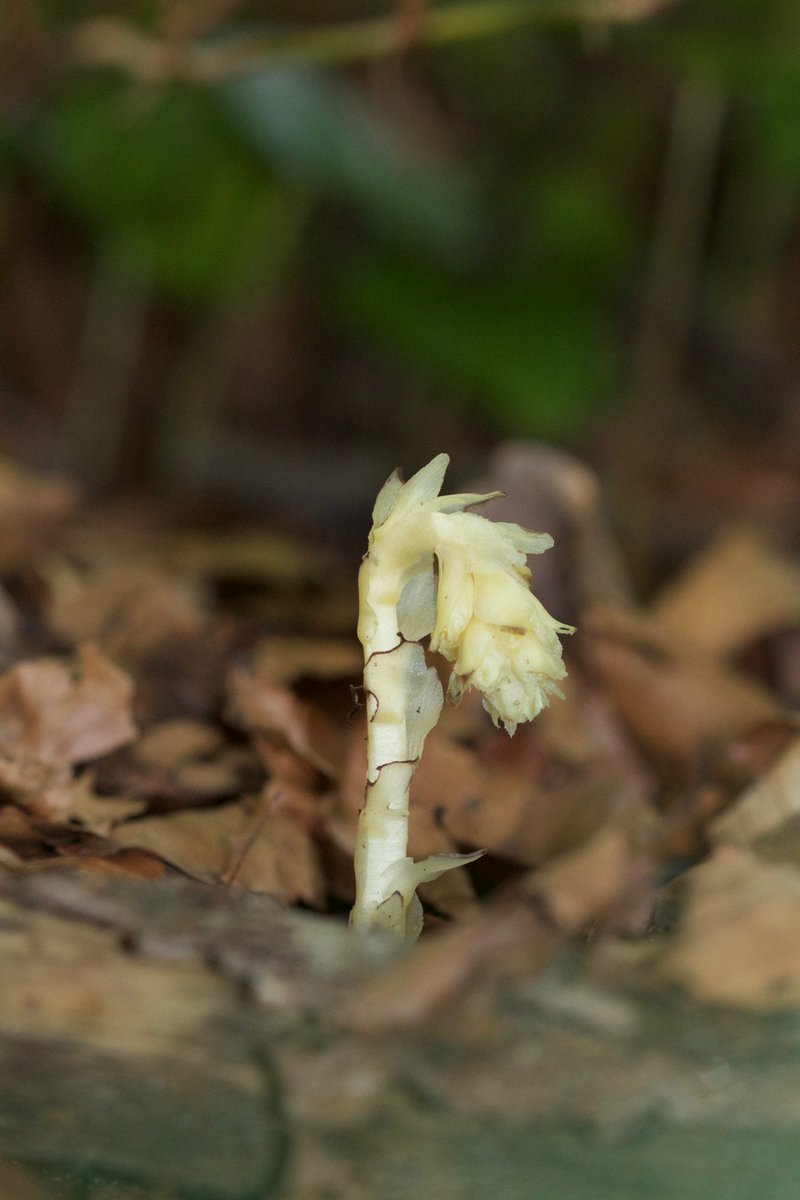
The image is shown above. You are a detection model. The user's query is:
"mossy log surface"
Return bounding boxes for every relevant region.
[1,871,800,1200]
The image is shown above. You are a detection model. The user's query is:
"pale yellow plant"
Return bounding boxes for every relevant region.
[350,453,573,941]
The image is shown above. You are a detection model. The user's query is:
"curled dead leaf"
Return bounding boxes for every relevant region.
[523,826,655,937]
[19,772,144,835]
[44,560,208,662]
[710,736,800,848]
[653,527,800,660]
[227,664,343,779]
[0,643,137,770]
[111,788,325,908]
[660,846,800,1010]
[251,636,362,685]
[583,605,786,784]
[339,898,555,1034]
[134,718,225,769]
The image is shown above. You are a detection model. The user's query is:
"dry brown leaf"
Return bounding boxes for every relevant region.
[419,730,653,868]
[223,804,325,908]
[0,753,51,795]
[583,605,785,783]
[73,848,171,879]
[257,778,324,836]
[532,670,648,774]
[134,718,225,768]
[227,664,342,779]
[0,844,22,867]
[251,635,362,685]
[170,755,258,803]
[660,845,800,1010]
[413,733,520,846]
[44,560,208,661]
[135,719,259,806]
[333,716,369,827]
[652,527,800,659]
[771,628,800,704]
[166,526,320,588]
[648,782,731,863]
[0,455,79,517]
[96,720,259,811]
[0,803,43,863]
[252,735,319,790]
[341,829,653,1034]
[336,713,653,875]
[718,719,800,784]
[524,826,654,936]
[16,846,172,879]
[710,735,800,847]
[0,643,137,769]
[18,772,145,835]
[339,898,556,1034]
[111,796,245,877]
[111,790,325,907]
[0,804,41,850]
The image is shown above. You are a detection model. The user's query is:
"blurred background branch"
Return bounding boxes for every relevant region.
[69,0,681,81]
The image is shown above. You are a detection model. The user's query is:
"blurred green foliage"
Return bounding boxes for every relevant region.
[219,67,484,256]
[334,157,633,436]
[3,0,800,452]
[627,0,800,177]
[29,78,296,299]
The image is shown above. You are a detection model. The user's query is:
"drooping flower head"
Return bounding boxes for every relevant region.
[361,452,573,735]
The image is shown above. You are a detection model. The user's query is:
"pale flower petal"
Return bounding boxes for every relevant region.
[430,549,475,658]
[381,453,449,523]
[428,497,572,735]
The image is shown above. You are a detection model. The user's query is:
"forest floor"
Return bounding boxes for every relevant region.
[3,440,800,1199]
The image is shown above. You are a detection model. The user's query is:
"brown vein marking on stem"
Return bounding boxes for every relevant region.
[364,637,421,723]
[366,756,421,786]
[369,756,421,778]
[364,633,417,666]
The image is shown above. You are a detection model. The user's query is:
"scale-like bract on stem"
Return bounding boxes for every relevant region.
[351,453,573,941]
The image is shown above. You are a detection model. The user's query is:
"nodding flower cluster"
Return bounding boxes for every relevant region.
[351,453,573,941]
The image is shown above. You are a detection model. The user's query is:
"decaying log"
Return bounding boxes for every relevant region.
[2,870,800,1200]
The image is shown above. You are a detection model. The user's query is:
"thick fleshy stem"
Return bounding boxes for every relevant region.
[351,543,468,939]
[349,454,571,941]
